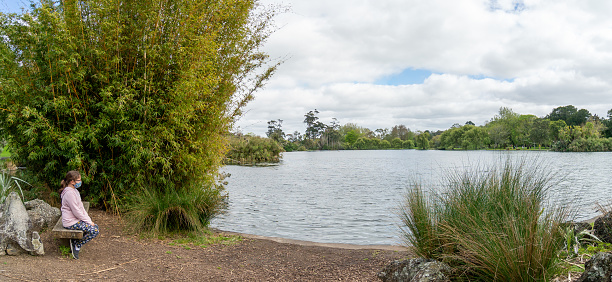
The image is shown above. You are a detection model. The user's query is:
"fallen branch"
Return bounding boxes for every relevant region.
[77,259,138,276]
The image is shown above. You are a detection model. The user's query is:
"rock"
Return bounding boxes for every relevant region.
[378,257,452,282]
[593,212,612,244]
[0,192,44,256]
[5,242,24,256]
[31,231,44,256]
[577,252,612,282]
[24,199,60,232]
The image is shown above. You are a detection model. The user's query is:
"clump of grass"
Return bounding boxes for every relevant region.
[400,183,441,258]
[58,245,71,258]
[400,158,571,281]
[167,230,242,249]
[124,180,227,234]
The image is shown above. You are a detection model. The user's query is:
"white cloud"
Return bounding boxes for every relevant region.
[237,0,612,136]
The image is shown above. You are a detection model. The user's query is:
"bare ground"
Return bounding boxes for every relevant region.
[0,209,411,281]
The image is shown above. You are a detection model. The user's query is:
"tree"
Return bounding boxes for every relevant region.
[266,119,285,143]
[486,107,519,148]
[0,0,280,216]
[286,131,303,143]
[320,118,341,149]
[375,128,389,140]
[344,130,359,146]
[461,126,489,150]
[603,109,612,138]
[549,120,568,141]
[304,109,325,139]
[390,125,414,141]
[547,105,591,126]
[529,118,550,148]
[416,132,431,150]
[516,115,537,147]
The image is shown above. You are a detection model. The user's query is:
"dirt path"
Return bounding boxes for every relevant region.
[0,209,410,281]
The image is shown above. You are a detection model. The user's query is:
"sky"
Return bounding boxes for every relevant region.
[3,0,612,136]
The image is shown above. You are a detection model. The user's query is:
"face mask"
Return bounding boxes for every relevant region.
[74,181,82,189]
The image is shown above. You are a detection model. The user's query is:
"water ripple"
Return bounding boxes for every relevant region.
[211,150,612,245]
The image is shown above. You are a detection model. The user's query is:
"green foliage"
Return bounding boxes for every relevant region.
[349,136,399,150]
[266,119,285,143]
[400,159,570,281]
[603,109,612,138]
[0,0,280,209]
[124,181,227,234]
[225,134,284,164]
[559,224,602,258]
[415,132,430,150]
[0,169,31,203]
[547,105,591,127]
[273,106,611,152]
[551,123,612,152]
[0,146,9,158]
[439,124,489,150]
[400,183,439,258]
[344,130,359,145]
[58,245,71,258]
[167,230,242,249]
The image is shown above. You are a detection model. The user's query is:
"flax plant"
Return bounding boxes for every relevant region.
[400,159,571,281]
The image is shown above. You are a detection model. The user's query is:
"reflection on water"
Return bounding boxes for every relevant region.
[210,150,612,245]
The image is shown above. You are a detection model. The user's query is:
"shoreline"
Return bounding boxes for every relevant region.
[212,228,408,251]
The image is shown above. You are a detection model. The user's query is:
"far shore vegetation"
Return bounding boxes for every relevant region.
[239,105,612,158]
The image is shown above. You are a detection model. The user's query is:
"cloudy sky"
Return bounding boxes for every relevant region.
[4,0,612,136]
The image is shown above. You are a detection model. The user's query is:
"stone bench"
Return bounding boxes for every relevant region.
[52,202,90,240]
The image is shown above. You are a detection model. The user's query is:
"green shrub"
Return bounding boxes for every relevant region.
[0,0,280,209]
[401,159,570,281]
[124,180,227,234]
[225,134,284,165]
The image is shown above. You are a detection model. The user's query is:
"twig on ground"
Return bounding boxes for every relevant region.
[77,259,138,276]
[563,259,585,269]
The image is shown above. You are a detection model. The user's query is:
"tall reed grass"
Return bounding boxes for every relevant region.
[124,180,227,234]
[400,159,571,281]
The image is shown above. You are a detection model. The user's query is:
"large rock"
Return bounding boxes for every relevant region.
[577,252,612,282]
[24,199,60,232]
[0,192,44,255]
[594,212,612,244]
[378,257,452,282]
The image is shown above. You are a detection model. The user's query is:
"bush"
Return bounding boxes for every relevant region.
[225,134,284,164]
[124,180,227,234]
[0,0,280,210]
[400,159,570,281]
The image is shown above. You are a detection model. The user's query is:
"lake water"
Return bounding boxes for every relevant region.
[211,150,612,246]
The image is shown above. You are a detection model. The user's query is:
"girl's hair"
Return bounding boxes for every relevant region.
[59,170,81,194]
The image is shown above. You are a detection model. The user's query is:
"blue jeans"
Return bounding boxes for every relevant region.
[66,221,99,249]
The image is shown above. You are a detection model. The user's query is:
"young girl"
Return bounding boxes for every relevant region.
[60,170,99,259]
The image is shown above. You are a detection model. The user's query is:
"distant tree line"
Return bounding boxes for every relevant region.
[259,105,612,152]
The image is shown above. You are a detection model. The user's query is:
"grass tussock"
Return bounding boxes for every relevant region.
[124,181,227,234]
[167,230,242,249]
[401,158,571,281]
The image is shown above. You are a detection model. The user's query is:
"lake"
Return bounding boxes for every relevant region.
[211,150,612,245]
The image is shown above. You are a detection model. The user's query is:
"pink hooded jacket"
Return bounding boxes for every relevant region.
[61,187,93,227]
